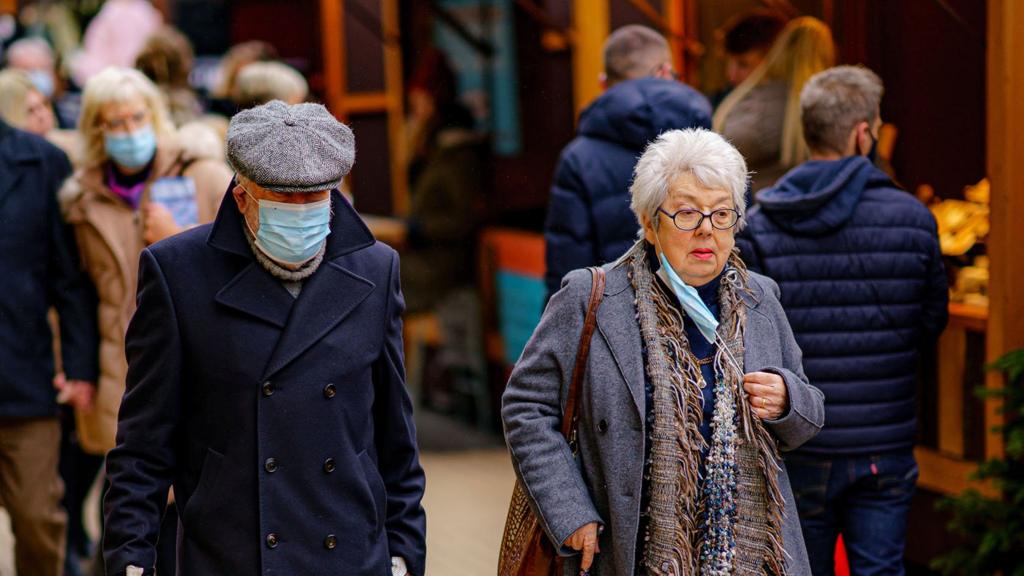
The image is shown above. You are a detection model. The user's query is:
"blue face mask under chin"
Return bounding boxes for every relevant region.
[244,190,332,266]
[104,126,157,169]
[657,251,720,345]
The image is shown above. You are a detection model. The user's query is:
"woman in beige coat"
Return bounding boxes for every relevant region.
[62,67,231,455]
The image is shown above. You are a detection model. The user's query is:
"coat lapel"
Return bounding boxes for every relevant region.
[595,272,645,417]
[214,262,294,328]
[260,260,375,380]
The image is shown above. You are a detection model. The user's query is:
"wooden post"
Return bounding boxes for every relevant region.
[382,0,408,215]
[320,0,347,119]
[571,0,609,117]
[985,0,1024,460]
[665,0,685,78]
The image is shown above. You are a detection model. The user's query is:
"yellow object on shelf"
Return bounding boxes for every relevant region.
[929,178,990,256]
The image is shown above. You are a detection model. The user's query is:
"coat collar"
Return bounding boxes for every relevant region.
[593,258,770,418]
[209,186,378,380]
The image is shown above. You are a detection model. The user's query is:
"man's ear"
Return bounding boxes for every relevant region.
[598,72,608,90]
[231,180,248,213]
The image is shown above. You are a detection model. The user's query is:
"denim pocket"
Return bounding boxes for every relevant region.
[783,455,831,518]
[871,452,919,496]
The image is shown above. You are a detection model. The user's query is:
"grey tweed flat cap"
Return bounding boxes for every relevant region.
[227,100,355,193]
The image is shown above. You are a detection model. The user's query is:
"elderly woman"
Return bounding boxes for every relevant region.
[61,67,231,457]
[502,128,824,576]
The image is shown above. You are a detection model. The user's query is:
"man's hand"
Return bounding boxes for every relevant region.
[143,203,182,245]
[743,371,789,420]
[54,373,96,411]
[565,522,601,573]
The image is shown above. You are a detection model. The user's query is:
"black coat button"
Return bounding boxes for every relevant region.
[266,533,278,548]
[324,534,337,549]
[323,383,336,399]
[265,458,278,473]
[262,382,274,397]
[598,419,609,433]
[323,458,336,473]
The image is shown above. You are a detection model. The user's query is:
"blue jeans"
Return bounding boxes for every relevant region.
[785,451,919,576]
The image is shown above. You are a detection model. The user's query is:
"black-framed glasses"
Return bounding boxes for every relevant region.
[658,207,740,231]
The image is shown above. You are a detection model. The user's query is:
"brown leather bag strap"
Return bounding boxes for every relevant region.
[560,266,606,440]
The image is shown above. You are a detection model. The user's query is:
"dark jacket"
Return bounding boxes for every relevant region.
[103,191,426,576]
[543,77,712,298]
[736,156,948,455]
[0,121,98,418]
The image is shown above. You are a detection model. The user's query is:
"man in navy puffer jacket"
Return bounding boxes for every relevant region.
[737,66,948,576]
[544,25,711,299]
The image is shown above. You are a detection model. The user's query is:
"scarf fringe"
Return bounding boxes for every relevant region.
[629,241,788,576]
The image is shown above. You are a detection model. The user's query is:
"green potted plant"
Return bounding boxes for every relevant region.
[932,349,1024,576]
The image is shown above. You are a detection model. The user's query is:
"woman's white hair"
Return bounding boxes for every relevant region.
[629,128,749,235]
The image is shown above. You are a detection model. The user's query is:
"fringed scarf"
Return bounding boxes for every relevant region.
[627,241,787,576]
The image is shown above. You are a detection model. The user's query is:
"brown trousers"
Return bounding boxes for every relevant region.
[0,417,67,576]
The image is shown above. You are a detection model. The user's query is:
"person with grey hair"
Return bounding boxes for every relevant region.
[737,65,948,576]
[102,100,426,576]
[543,25,712,300]
[6,37,58,100]
[504,128,823,575]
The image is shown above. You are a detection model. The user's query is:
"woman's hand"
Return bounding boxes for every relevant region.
[143,203,182,245]
[565,522,601,573]
[743,371,789,420]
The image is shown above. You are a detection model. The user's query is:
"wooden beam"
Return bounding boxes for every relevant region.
[320,0,347,120]
[985,0,1024,460]
[381,0,408,216]
[571,0,609,116]
[0,0,16,14]
[915,447,998,498]
[340,92,390,114]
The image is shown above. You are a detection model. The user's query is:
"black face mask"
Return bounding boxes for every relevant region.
[864,130,878,164]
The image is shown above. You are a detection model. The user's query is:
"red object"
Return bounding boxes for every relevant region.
[835,534,850,576]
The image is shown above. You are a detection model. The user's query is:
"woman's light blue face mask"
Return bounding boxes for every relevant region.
[242,186,331,266]
[104,125,157,169]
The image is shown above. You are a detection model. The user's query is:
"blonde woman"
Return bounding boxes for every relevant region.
[61,67,232,456]
[0,68,56,136]
[713,16,835,193]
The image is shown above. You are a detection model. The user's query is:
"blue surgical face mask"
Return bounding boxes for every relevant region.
[657,250,720,345]
[243,188,331,265]
[104,125,157,169]
[27,69,54,98]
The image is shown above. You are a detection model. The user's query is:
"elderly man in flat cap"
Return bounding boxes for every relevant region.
[102,101,426,576]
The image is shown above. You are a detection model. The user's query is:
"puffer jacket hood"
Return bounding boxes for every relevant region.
[756,155,896,235]
[577,77,712,151]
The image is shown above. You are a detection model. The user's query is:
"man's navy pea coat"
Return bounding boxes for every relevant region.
[103,190,426,576]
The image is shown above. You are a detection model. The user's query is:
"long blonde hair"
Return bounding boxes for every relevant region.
[713,16,835,168]
[78,67,174,168]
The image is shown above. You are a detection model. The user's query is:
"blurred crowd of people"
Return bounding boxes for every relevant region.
[0,1,949,575]
[0,2,318,575]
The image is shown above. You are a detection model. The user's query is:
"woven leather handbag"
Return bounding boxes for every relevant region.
[498,266,607,576]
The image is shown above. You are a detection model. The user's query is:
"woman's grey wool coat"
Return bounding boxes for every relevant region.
[502,261,825,576]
